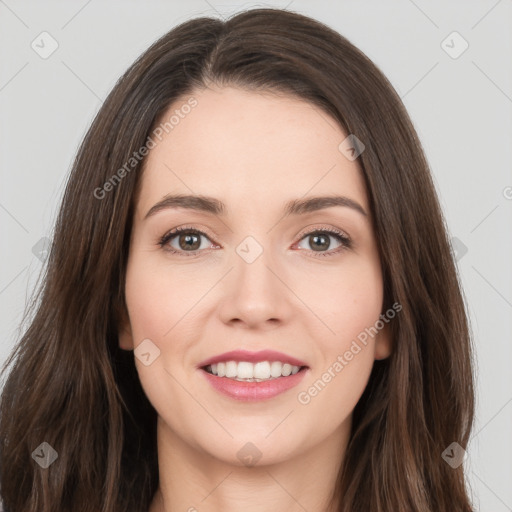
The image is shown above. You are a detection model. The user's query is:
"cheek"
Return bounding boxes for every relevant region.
[298,350,374,435]
[123,261,176,365]
[124,269,170,343]
[295,255,383,342]
[124,249,205,342]
[123,254,196,413]
[297,295,380,426]
[295,258,382,405]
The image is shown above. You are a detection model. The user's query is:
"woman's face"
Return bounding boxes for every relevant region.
[120,85,391,466]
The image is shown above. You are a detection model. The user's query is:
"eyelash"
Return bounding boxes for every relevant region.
[158,225,352,259]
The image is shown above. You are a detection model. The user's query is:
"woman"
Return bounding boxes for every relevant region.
[0,8,475,512]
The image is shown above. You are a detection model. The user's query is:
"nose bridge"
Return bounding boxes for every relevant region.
[234,232,280,298]
[217,231,290,327]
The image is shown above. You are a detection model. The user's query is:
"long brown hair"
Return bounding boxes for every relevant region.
[0,8,475,511]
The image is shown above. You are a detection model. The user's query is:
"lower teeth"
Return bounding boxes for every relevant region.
[230,376,281,382]
[205,369,286,382]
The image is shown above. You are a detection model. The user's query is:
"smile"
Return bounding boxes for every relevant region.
[204,360,303,381]
[200,362,309,401]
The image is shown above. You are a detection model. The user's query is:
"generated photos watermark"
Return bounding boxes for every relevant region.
[93,97,198,200]
[297,301,402,405]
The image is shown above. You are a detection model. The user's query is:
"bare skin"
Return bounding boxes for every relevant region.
[119,85,392,512]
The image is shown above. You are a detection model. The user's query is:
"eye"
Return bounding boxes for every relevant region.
[159,226,218,257]
[294,226,352,257]
[158,225,352,258]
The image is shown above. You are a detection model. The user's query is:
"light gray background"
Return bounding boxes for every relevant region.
[1,1,511,510]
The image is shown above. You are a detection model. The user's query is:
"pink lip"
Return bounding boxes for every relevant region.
[197,349,309,368]
[200,366,309,401]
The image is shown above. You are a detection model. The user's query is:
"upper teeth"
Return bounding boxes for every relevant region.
[206,361,302,381]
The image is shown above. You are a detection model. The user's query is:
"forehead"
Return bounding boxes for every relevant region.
[138,86,368,217]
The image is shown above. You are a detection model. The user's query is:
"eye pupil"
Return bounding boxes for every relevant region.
[179,233,200,250]
[310,233,330,251]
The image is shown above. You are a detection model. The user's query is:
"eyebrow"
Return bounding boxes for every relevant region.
[144,194,368,220]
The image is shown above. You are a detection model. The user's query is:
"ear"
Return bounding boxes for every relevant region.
[117,303,134,351]
[374,321,393,360]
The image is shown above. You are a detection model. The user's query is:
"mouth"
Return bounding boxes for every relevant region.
[199,360,309,401]
[201,361,308,382]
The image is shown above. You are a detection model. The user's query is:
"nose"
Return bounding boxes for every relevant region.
[216,244,293,330]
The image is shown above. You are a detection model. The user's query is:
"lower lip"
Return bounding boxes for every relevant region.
[200,367,308,401]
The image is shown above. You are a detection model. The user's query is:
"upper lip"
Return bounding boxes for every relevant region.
[197,349,309,369]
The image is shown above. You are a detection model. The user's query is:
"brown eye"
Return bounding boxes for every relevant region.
[176,232,201,251]
[307,233,331,252]
[159,227,214,256]
[295,228,352,257]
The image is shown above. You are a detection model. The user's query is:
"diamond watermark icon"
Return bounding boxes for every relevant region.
[236,236,263,264]
[31,31,59,60]
[32,442,58,468]
[441,441,466,469]
[441,31,469,60]
[236,441,263,467]
[32,236,51,262]
[134,338,161,366]
[338,134,365,161]
[450,237,468,262]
